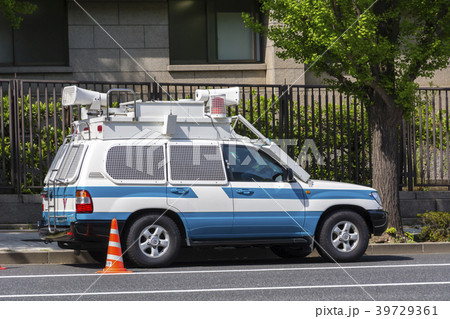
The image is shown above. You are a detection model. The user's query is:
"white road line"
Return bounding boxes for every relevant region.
[0,263,449,279]
[0,281,449,298]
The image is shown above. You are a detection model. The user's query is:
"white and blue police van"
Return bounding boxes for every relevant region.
[38,85,387,267]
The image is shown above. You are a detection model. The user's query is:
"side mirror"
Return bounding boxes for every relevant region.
[286,168,295,182]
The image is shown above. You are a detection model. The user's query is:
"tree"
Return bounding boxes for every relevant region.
[244,0,450,232]
[0,0,36,29]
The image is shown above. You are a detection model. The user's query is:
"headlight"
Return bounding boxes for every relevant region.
[370,192,382,207]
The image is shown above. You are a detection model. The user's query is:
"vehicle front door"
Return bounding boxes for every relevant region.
[223,144,306,238]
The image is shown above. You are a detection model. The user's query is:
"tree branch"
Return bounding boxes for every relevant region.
[368,81,397,110]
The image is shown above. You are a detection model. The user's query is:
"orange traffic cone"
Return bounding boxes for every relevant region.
[97,218,132,274]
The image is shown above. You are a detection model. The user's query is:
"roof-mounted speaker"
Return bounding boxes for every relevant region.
[62,86,107,110]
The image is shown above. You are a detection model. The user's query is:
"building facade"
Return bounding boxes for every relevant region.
[0,0,448,86]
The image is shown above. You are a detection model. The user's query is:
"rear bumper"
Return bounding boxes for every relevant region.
[367,210,388,236]
[38,220,125,250]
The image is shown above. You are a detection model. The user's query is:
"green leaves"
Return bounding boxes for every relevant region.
[417,211,450,242]
[0,0,37,29]
[246,0,450,111]
[0,95,69,192]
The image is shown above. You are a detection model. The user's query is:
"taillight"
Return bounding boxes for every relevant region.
[41,191,47,211]
[76,190,93,214]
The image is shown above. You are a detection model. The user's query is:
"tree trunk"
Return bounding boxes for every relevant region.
[368,93,403,233]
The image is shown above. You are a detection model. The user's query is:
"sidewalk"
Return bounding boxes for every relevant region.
[0,230,449,265]
[0,230,96,264]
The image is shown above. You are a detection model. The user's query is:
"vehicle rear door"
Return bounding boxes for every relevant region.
[166,141,233,240]
[43,142,88,228]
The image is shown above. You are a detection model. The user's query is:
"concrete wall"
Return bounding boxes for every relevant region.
[68,1,170,82]
[65,1,298,85]
[399,191,450,219]
[0,1,277,85]
[1,192,448,225]
[0,194,42,224]
[264,32,305,85]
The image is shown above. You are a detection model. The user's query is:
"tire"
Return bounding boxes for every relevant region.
[271,245,312,259]
[316,210,369,262]
[124,214,181,268]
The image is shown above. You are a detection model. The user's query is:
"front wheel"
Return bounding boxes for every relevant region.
[316,210,369,262]
[124,214,181,267]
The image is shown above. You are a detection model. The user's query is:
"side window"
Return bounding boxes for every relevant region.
[168,142,227,184]
[105,145,166,183]
[224,144,286,182]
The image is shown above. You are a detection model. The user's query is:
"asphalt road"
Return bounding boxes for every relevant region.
[0,254,449,301]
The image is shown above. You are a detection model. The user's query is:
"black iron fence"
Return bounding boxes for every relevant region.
[0,79,449,193]
[401,88,449,189]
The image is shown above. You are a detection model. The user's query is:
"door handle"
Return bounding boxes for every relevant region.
[170,188,189,195]
[236,189,254,196]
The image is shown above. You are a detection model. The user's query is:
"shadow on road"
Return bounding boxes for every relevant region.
[62,247,414,270]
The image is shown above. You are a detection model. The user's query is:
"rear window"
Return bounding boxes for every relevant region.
[45,143,87,184]
[45,144,68,183]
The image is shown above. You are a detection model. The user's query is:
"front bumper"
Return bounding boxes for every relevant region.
[367,210,388,236]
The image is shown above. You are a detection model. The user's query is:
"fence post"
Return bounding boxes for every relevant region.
[150,82,162,101]
[406,121,414,191]
[7,80,15,191]
[279,85,289,141]
[9,80,21,193]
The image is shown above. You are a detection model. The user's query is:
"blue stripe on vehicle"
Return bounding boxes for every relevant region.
[44,187,76,198]
[85,186,168,198]
[46,186,371,201]
[304,189,372,200]
[223,187,372,200]
[76,212,133,221]
[222,187,304,200]
[45,186,198,198]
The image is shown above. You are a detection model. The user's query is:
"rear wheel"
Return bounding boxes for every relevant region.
[271,245,312,259]
[316,210,369,262]
[124,214,181,267]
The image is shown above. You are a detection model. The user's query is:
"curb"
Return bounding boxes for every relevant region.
[366,242,450,255]
[0,250,96,265]
[0,243,449,266]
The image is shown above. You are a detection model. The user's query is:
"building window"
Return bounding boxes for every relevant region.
[0,0,68,67]
[168,0,262,65]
